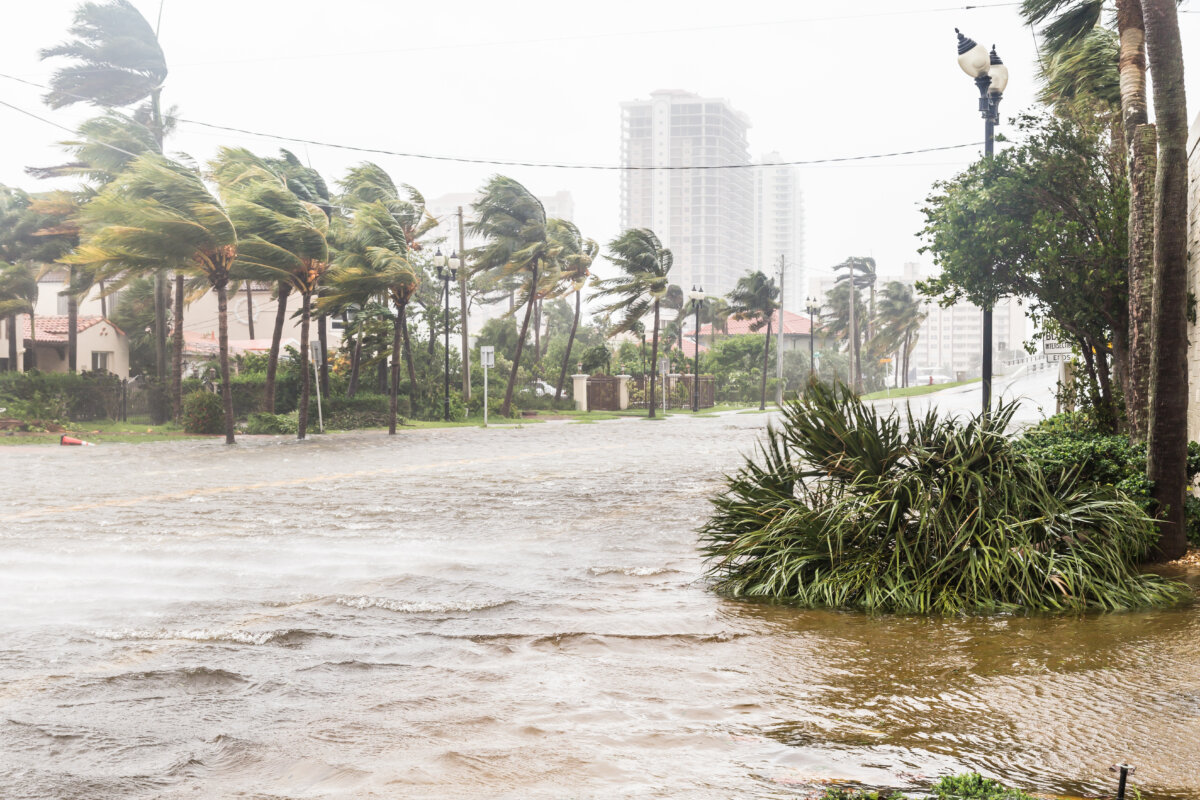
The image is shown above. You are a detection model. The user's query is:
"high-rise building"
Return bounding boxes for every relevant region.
[753,152,805,313]
[619,89,754,297]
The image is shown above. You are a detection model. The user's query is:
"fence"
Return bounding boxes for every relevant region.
[586,375,622,411]
[632,374,715,410]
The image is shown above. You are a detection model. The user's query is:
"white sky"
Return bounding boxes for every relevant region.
[1,0,1198,300]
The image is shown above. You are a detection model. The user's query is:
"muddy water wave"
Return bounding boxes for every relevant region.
[0,415,1197,799]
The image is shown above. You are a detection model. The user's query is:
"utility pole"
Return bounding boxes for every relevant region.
[775,255,785,407]
[458,207,471,401]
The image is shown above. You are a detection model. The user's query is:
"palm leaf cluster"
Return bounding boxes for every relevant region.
[700,382,1189,614]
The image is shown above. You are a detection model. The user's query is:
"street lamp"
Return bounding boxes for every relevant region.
[433,248,460,421]
[956,28,1008,415]
[688,286,705,412]
[805,296,820,382]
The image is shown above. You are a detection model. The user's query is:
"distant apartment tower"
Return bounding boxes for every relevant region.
[753,152,805,313]
[620,90,754,297]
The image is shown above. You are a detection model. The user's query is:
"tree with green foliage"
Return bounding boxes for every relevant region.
[591,228,674,418]
[872,281,926,388]
[727,271,780,410]
[547,220,597,403]
[470,176,556,418]
[919,110,1127,430]
[820,278,868,390]
[66,155,240,444]
[0,261,38,371]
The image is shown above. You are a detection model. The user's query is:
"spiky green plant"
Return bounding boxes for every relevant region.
[700,382,1189,614]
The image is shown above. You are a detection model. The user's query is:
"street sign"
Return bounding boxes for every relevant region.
[878,357,893,364]
[480,346,495,368]
[1042,338,1071,356]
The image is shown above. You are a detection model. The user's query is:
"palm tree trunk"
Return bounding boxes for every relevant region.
[400,302,417,404]
[1118,0,1154,440]
[534,298,541,361]
[27,310,37,370]
[317,312,329,397]
[648,301,661,419]
[215,280,236,445]
[759,318,772,410]
[297,292,312,440]
[389,312,402,435]
[172,274,184,419]
[501,264,538,418]
[152,269,167,421]
[244,281,255,340]
[6,316,16,371]
[99,280,107,318]
[347,322,363,399]
[555,290,581,403]
[264,283,290,413]
[1143,0,1190,561]
[67,280,78,373]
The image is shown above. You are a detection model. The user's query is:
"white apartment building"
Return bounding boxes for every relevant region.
[753,152,805,314]
[620,89,754,298]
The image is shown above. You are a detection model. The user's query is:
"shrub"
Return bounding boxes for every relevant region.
[325,393,390,415]
[1015,414,1200,546]
[244,412,298,435]
[181,390,224,434]
[699,382,1189,614]
[819,774,1037,800]
[0,370,123,421]
[327,409,393,429]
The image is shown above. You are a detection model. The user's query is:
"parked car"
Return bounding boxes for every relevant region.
[526,380,557,397]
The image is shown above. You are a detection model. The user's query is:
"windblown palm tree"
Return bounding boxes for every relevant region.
[873,281,926,388]
[212,147,334,439]
[321,201,418,434]
[547,220,597,403]
[65,155,240,443]
[821,279,868,391]
[832,257,876,392]
[470,176,557,418]
[0,261,38,371]
[727,271,781,411]
[591,228,673,418]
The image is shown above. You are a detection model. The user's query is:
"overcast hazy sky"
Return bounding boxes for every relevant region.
[1,1,1198,300]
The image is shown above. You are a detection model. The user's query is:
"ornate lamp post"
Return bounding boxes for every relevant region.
[805,296,820,381]
[956,28,1008,414]
[433,248,460,421]
[688,286,705,412]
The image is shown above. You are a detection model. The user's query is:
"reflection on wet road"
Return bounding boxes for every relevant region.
[0,412,1197,799]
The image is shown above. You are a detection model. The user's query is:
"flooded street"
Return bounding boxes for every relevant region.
[1,413,1198,799]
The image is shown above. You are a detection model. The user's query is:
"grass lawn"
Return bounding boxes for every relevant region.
[0,417,207,446]
[861,378,981,400]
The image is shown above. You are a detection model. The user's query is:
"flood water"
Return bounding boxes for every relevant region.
[1,414,1198,799]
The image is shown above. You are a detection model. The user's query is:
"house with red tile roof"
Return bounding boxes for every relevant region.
[679,309,819,360]
[0,315,130,376]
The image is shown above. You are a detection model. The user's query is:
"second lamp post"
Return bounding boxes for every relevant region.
[689,286,705,412]
[434,249,460,422]
[955,28,1008,415]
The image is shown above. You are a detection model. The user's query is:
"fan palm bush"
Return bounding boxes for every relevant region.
[700,382,1189,613]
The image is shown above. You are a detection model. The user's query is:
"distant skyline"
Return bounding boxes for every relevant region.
[2,1,1199,300]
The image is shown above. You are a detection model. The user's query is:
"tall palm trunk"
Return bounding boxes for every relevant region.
[67,280,77,372]
[216,280,235,445]
[347,322,363,399]
[1117,0,1155,440]
[27,310,37,369]
[317,313,329,397]
[648,301,661,419]
[172,274,184,419]
[501,263,538,418]
[1144,0,1189,560]
[264,283,290,413]
[389,312,402,435]
[6,316,16,371]
[400,302,417,398]
[555,290,582,403]
[534,298,541,361]
[759,318,772,410]
[152,269,168,420]
[297,292,312,440]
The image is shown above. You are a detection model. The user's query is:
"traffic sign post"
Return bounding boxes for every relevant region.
[310,340,324,434]
[480,346,495,426]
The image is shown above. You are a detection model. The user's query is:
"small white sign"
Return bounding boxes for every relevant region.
[480,345,495,368]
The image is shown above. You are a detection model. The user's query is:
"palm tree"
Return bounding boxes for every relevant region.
[65,155,240,444]
[0,262,38,371]
[1141,0,1190,560]
[470,176,557,418]
[591,228,673,419]
[321,201,418,434]
[546,220,596,403]
[727,271,781,411]
[831,257,875,392]
[212,147,333,440]
[821,280,868,390]
[873,281,926,388]
[42,0,173,409]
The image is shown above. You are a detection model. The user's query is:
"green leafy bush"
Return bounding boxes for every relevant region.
[0,371,123,421]
[327,409,393,429]
[819,774,1036,800]
[1016,414,1200,546]
[699,382,1189,614]
[244,412,298,435]
[325,393,390,415]
[181,390,224,434]
[182,373,301,417]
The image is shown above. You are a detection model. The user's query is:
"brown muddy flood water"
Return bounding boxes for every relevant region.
[0,414,1197,799]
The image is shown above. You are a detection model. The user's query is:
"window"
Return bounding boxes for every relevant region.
[57,292,70,315]
[91,351,111,372]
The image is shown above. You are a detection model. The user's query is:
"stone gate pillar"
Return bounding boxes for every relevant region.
[572,374,589,412]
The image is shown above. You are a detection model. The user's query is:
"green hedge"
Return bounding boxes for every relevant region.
[182,372,301,418]
[182,390,224,434]
[0,370,123,421]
